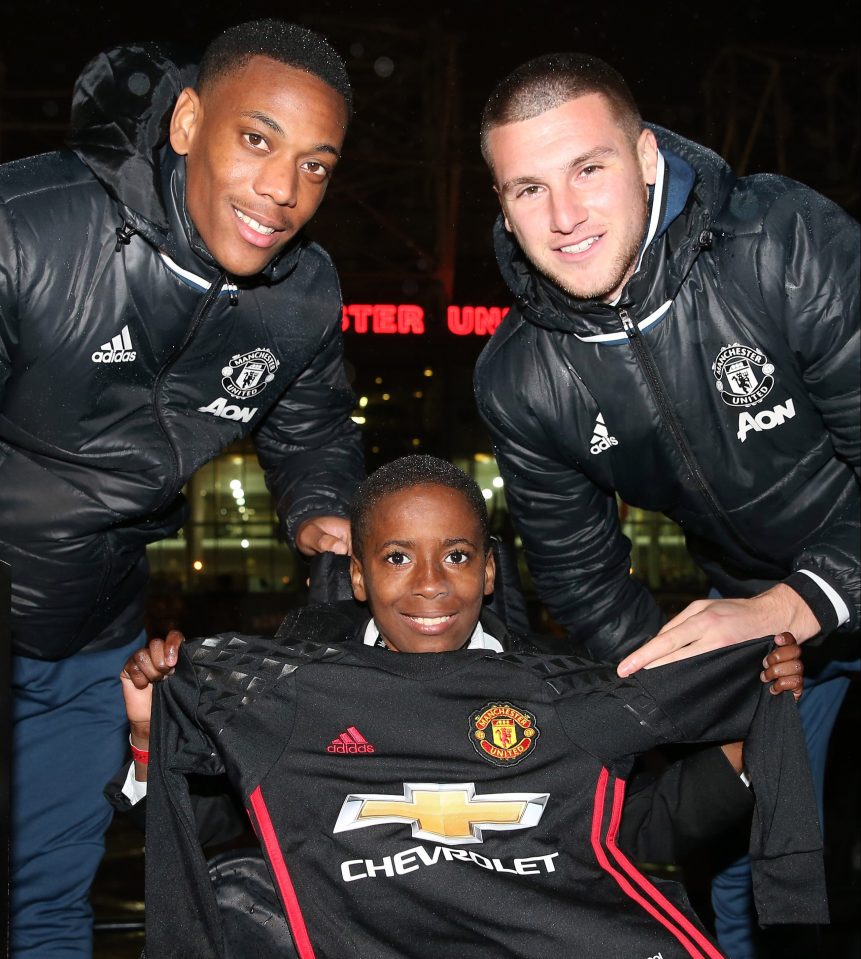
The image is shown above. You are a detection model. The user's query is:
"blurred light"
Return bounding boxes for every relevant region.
[238,506,246,514]
[192,560,204,571]
[411,438,421,447]
[359,396,369,407]
[240,539,250,549]
[229,479,242,490]
[481,489,493,501]
[351,415,366,425]
[413,390,423,399]
[232,488,243,499]
[236,497,246,506]
[375,376,383,385]
[372,445,380,454]
[382,393,390,401]
[473,453,493,463]
[492,476,504,489]
[231,456,243,465]
[423,367,433,378]
[281,575,291,585]
[373,56,394,78]
[349,42,364,58]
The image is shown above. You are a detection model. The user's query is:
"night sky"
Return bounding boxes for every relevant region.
[1,0,857,303]
[1,1,855,100]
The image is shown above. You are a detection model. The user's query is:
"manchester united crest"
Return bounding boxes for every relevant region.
[468,702,540,767]
[221,348,279,400]
[712,343,775,408]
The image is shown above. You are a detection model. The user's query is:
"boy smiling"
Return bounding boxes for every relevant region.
[349,459,497,654]
[122,457,820,958]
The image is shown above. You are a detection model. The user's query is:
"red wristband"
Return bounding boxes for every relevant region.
[130,734,149,766]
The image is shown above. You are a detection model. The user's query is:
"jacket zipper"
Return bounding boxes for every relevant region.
[618,307,736,526]
[150,273,228,512]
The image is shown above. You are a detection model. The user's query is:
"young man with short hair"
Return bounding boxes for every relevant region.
[0,19,362,956]
[474,53,859,955]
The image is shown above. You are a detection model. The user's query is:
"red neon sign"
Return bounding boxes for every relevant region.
[341,304,425,334]
[446,306,508,336]
[341,304,509,336]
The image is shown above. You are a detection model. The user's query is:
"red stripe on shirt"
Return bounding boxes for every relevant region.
[248,785,316,959]
[605,776,726,959]
[590,767,709,959]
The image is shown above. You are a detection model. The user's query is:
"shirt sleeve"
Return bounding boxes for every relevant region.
[121,763,147,805]
[144,647,231,958]
[551,639,828,925]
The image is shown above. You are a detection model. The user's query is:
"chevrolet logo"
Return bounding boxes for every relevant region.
[333,782,549,846]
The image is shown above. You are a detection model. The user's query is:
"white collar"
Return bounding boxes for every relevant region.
[362,618,503,652]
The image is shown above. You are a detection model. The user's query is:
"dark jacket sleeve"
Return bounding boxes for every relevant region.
[254,323,364,546]
[754,185,860,633]
[475,345,665,660]
[553,639,828,926]
[0,193,20,400]
[618,745,753,863]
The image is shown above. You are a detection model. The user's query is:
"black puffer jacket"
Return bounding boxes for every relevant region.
[0,45,363,659]
[475,126,860,659]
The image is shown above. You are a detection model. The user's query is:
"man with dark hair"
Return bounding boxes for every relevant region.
[474,52,859,956]
[0,18,362,957]
[196,18,354,109]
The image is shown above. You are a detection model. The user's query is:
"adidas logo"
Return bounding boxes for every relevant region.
[589,413,618,455]
[91,326,136,363]
[327,726,376,754]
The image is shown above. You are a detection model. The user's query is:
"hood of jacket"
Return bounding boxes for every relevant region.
[493,125,738,336]
[66,43,305,282]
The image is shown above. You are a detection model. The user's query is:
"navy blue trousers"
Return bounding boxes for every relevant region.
[10,631,144,958]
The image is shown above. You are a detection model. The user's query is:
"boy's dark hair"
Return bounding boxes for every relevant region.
[480,53,641,171]
[351,455,491,559]
[198,19,353,119]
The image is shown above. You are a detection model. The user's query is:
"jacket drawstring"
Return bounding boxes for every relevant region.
[114,222,137,253]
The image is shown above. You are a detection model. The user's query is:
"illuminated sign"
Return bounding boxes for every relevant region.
[446,306,508,337]
[341,304,509,337]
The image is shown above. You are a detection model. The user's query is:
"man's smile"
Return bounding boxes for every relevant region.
[558,235,601,255]
[234,207,276,235]
[232,205,288,248]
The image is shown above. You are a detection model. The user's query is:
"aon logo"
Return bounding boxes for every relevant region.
[198,398,258,423]
[737,399,795,443]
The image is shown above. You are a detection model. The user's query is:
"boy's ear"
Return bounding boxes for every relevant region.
[483,549,496,596]
[350,555,367,602]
